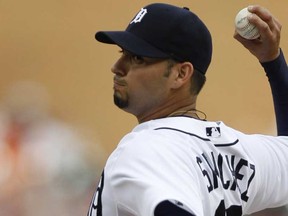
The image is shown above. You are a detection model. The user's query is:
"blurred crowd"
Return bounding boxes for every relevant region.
[0,81,103,215]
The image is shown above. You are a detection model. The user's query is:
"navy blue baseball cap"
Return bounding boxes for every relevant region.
[95,3,212,74]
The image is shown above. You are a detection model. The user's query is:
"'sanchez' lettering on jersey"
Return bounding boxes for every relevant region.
[196,152,255,202]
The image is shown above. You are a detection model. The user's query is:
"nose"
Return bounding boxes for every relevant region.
[111,55,128,76]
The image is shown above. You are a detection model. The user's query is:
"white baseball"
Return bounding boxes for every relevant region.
[235,7,260,40]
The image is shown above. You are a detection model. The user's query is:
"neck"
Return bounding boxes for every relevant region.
[137,100,202,123]
[167,104,206,119]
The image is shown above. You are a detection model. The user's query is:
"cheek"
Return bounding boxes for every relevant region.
[129,75,169,101]
[126,63,171,100]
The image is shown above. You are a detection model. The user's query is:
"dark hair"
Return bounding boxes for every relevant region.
[190,68,206,95]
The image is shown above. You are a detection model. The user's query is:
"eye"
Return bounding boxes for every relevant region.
[119,50,145,64]
[131,54,145,64]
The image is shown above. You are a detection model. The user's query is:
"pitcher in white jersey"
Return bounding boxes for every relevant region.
[88,3,288,216]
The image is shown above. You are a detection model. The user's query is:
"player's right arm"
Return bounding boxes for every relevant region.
[261,50,288,136]
[234,5,288,136]
[234,5,288,216]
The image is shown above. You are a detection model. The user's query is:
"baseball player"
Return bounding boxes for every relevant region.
[88,3,288,216]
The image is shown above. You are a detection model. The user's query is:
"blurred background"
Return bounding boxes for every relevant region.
[0,0,287,215]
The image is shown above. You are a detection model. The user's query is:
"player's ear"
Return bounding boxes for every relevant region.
[171,62,194,89]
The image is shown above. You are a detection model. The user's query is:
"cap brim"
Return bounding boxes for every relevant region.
[95,31,170,59]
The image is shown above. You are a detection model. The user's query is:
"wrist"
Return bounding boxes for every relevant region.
[259,48,280,63]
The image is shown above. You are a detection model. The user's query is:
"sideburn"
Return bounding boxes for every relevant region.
[163,59,178,77]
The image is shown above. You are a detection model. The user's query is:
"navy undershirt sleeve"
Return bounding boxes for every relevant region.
[154,201,195,216]
[261,49,288,136]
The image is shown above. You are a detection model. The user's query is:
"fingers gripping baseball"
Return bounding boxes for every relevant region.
[249,6,281,42]
[234,5,282,62]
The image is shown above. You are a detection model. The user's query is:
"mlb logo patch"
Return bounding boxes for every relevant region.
[206,127,221,138]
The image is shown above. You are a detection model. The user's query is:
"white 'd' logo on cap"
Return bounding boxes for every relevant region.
[130,8,147,24]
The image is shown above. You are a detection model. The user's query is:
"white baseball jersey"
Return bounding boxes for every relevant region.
[88,116,288,216]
